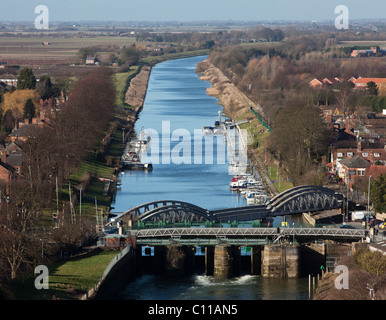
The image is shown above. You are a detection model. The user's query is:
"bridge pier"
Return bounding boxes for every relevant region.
[213,245,234,278]
[261,244,299,278]
[251,246,261,275]
[205,246,214,276]
[164,245,195,277]
[212,245,242,278]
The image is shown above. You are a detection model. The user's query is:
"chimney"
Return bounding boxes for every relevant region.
[357,140,362,152]
[0,151,6,163]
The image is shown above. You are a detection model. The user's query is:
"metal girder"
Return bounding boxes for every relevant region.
[129,227,366,242]
[107,200,214,226]
[270,190,342,217]
[109,186,345,226]
[137,204,216,222]
[131,227,278,238]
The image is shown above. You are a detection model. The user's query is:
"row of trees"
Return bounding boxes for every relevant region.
[0,68,116,284]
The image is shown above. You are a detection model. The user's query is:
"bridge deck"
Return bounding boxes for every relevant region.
[129,227,366,243]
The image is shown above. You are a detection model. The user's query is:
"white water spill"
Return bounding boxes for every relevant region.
[117,274,309,300]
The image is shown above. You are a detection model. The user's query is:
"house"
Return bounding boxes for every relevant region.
[85,56,100,65]
[352,77,386,90]
[7,124,42,143]
[0,73,17,86]
[337,155,371,189]
[0,151,16,191]
[309,77,345,89]
[309,78,323,89]
[351,46,386,57]
[0,61,7,69]
[367,165,386,179]
[330,139,386,173]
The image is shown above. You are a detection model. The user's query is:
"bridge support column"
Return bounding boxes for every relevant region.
[205,246,214,276]
[213,245,234,278]
[251,246,261,275]
[261,245,299,278]
[164,246,186,277]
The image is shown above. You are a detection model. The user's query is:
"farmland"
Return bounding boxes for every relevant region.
[0,35,136,61]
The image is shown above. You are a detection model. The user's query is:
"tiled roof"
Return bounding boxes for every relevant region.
[339,155,371,168]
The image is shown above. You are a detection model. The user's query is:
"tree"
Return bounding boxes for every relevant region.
[1,89,40,120]
[78,47,97,63]
[367,81,379,96]
[267,102,329,184]
[370,174,386,214]
[17,68,36,90]
[2,109,15,133]
[23,98,35,123]
[121,44,143,66]
[36,75,59,100]
[0,181,41,281]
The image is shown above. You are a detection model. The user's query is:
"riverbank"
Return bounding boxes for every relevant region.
[196,59,283,195]
[196,59,257,121]
[124,65,152,112]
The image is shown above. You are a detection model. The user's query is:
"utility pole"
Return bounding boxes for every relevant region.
[77,187,82,223]
[367,175,372,231]
[56,177,59,216]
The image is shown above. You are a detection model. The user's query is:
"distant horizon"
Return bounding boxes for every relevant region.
[1,1,385,23]
[2,18,386,23]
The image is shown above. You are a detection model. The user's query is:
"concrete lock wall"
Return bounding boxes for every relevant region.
[213,245,235,278]
[261,245,300,278]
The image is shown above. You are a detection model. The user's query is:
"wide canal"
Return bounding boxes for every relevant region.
[112,55,309,300]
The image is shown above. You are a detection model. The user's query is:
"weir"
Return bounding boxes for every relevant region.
[135,243,303,279]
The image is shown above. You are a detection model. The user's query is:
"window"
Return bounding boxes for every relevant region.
[347,152,353,157]
[362,152,368,157]
[337,152,343,157]
[374,153,380,157]
[358,169,365,176]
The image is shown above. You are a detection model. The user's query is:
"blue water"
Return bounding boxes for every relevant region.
[112,56,247,212]
[114,56,309,300]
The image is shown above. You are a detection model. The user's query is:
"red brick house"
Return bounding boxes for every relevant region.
[338,155,371,189]
[330,139,386,173]
[352,77,386,90]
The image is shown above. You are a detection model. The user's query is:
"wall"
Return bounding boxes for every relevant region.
[82,246,136,300]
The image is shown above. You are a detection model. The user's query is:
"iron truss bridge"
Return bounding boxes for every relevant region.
[130,227,366,245]
[107,185,344,226]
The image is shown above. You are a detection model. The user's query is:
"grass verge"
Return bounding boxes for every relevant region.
[13,248,120,300]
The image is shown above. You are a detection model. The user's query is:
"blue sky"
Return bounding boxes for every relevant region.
[1,0,385,22]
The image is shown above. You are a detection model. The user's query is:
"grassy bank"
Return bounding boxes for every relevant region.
[14,248,119,300]
[114,65,141,108]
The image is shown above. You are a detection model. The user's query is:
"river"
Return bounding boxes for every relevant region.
[113,55,309,300]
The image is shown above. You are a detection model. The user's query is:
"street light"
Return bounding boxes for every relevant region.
[77,187,82,223]
[367,175,372,231]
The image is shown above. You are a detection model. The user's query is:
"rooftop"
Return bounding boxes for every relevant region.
[339,155,371,168]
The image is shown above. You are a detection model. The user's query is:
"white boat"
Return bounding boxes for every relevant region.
[246,192,269,205]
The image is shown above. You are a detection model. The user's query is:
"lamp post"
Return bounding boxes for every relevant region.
[77,187,82,224]
[367,175,372,231]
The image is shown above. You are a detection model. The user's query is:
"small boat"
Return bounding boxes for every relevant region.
[246,192,269,205]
